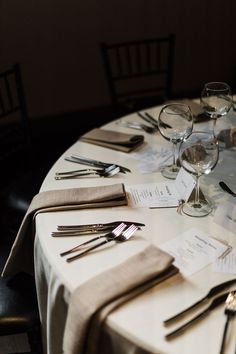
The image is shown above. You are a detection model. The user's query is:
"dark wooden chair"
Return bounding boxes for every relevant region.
[0,63,49,216]
[100,34,175,116]
[0,273,43,354]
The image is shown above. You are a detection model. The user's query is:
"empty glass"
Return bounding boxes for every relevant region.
[179,131,219,217]
[157,103,193,179]
[200,82,232,136]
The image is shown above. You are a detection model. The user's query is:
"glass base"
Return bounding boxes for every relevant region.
[161,165,180,179]
[182,199,213,217]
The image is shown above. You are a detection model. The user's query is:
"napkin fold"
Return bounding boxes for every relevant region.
[63,245,178,354]
[2,183,127,277]
[80,128,144,152]
[176,99,210,123]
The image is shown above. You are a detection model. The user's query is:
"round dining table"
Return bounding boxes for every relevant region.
[34,101,236,354]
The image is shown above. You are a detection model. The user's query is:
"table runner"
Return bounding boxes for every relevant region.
[63,245,178,354]
[2,183,127,277]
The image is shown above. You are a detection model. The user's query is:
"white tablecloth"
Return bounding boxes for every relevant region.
[35,102,236,354]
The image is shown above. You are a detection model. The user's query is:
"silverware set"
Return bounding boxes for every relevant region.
[64,154,131,173]
[57,222,142,262]
[163,279,236,341]
[52,220,145,237]
[55,164,120,180]
[55,154,131,179]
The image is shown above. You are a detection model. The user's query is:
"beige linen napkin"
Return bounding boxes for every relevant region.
[63,245,178,354]
[177,99,210,123]
[80,128,144,152]
[2,183,127,277]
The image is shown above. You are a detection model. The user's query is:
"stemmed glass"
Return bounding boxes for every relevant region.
[200,82,232,136]
[179,131,219,217]
[157,103,193,179]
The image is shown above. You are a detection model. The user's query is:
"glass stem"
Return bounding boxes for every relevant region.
[194,175,201,207]
[172,142,177,171]
[212,117,217,137]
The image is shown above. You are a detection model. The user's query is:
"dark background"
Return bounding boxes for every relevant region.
[1,0,236,123]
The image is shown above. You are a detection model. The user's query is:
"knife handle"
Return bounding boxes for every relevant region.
[60,236,102,257]
[163,297,206,325]
[165,310,209,340]
[66,239,113,262]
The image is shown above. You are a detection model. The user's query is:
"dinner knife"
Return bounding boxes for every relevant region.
[52,221,145,236]
[165,291,231,340]
[66,154,131,173]
[163,278,236,325]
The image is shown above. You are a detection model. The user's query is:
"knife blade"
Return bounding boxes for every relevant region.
[164,278,236,325]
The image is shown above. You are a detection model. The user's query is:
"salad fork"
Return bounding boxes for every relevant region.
[66,223,139,262]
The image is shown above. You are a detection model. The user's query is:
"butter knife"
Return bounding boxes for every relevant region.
[164,278,236,325]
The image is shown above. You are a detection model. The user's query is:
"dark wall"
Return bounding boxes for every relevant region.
[1,0,236,119]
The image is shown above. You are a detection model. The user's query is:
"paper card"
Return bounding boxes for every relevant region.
[159,228,228,277]
[212,248,236,274]
[125,181,180,208]
[213,201,236,235]
[125,168,196,208]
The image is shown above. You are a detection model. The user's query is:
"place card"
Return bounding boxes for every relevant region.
[125,168,196,208]
[213,201,236,235]
[212,248,236,275]
[159,228,228,277]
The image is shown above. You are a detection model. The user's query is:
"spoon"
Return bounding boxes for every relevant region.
[219,181,236,197]
[55,164,120,179]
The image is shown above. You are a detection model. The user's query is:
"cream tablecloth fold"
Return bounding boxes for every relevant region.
[80,128,144,152]
[2,183,127,278]
[63,245,178,354]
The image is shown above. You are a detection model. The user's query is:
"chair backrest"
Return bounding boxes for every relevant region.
[0,63,31,165]
[100,34,175,114]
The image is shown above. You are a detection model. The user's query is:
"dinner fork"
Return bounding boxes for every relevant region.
[66,223,139,262]
[219,291,236,354]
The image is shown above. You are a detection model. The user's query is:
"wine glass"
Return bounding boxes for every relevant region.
[157,103,193,179]
[179,131,219,217]
[200,82,232,136]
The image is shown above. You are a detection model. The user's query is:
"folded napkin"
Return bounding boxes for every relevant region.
[80,128,144,152]
[63,245,178,354]
[177,99,210,123]
[2,183,127,277]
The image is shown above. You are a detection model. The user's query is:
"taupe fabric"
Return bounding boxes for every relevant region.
[2,183,127,277]
[80,128,144,152]
[63,245,178,354]
[177,99,210,123]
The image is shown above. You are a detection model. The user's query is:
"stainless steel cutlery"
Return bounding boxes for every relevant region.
[65,223,139,262]
[64,154,131,173]
[55,165,120,180]
[52,220,145,237]
[163,278,236,325]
